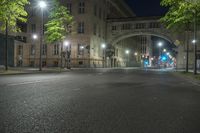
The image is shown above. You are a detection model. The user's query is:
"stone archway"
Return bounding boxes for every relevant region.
[108,31,175,46]
[106,30,183,68]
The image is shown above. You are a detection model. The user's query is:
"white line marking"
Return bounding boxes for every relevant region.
[7,80,43,86]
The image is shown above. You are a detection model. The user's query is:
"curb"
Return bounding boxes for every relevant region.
[0,70,72,76]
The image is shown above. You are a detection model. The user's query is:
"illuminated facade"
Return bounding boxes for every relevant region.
[11,0,135,68]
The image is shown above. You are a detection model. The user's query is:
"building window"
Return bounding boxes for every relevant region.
[93,23,97,35]
[42,44,47,55]
[112,26,117,30]
[42,61,46,67]
[17,22,27,33]
[30,8,36,17]
[94,4,97,16]
[99,8,102,19]
[78,44,84,55]
[31,24,36,33]
[18,45,23,55]
[103,11,106,20]
[135,23,146,29]
[67,3,72,14]
[53,44,59,55]
[78,22,84,34]
[30,45,35,55]
[121,24,131,30]
[78,2,85,14]
[99,26,101,37]
[30,61,35,67]
[149,22,161,28]
[54,61,58,67]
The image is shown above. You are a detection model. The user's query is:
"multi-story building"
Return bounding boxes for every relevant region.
[8,0,135,68]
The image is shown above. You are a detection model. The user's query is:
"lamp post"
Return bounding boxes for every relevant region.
[125,50,130,67]
[38,1,47,71]
[158,42,163,68]
[186,0,198,75]
[101,43,106,68]
[193,10,197,75]
[32,34,38,67]
[64,41,71,69]
[32,34,38,40]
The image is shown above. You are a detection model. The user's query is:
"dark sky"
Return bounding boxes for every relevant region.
[125,0,168,17]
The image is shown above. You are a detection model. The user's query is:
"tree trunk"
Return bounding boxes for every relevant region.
[5,20,8,71]
[60,42,63,68]
[194,10,197,75]
[186,24,189,73]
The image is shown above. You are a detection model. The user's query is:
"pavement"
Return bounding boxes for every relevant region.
[1,69,200,133]
[0,67,71,75]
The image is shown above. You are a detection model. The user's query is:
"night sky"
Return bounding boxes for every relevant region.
[125,0,168,17]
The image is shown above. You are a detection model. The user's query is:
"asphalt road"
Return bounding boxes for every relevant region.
[0,69,200,133]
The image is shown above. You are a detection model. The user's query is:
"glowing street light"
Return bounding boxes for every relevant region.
[163,49,167,52]
[38,1,47,9]
[192,39,197,44]
[125,50,130,54]
[167,52,170,56]
[64,41,69,46]
[80,46,84,49]
[134,52,138,56]
[32,34,38,40]
[101,43,106,49]
[101,43,106,68]
[158,42,163,47]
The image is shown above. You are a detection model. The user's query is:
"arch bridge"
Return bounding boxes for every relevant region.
[106,16,189,68]
[107,16,181,45]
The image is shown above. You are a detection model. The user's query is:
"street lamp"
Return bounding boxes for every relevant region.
[63,40,71,69]
[163,49,167,52]
[167,52,170,56]
[38,1,47,8]
[32,34,38,40]
[134,52,138,56]
[80,46,84,49]
[158,42,163,69]
[125,50,130,54]
[192,39,197,44]
[158,42,163,47]
[64,41,69,47]
[186,0,198,74]
[101,43,106,68]
[38,0,47,71]
[101,43,106,49]
[125,50,130,67]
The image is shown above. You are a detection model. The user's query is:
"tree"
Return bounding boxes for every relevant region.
[45,0,73,68]
[160,0,200,73]
[0,0,29,70]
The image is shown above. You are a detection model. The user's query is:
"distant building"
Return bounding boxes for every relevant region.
[10,0,136,68]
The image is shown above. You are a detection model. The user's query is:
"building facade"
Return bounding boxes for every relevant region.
[10,0,135,68]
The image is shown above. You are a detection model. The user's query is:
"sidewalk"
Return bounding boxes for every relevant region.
[0,67,71,75]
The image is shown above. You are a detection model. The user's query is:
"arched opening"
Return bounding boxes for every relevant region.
[107,33,177,68]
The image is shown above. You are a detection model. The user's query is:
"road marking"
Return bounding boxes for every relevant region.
[7,80,43,86]
[6,78,73,86]
[73,88,81,91]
